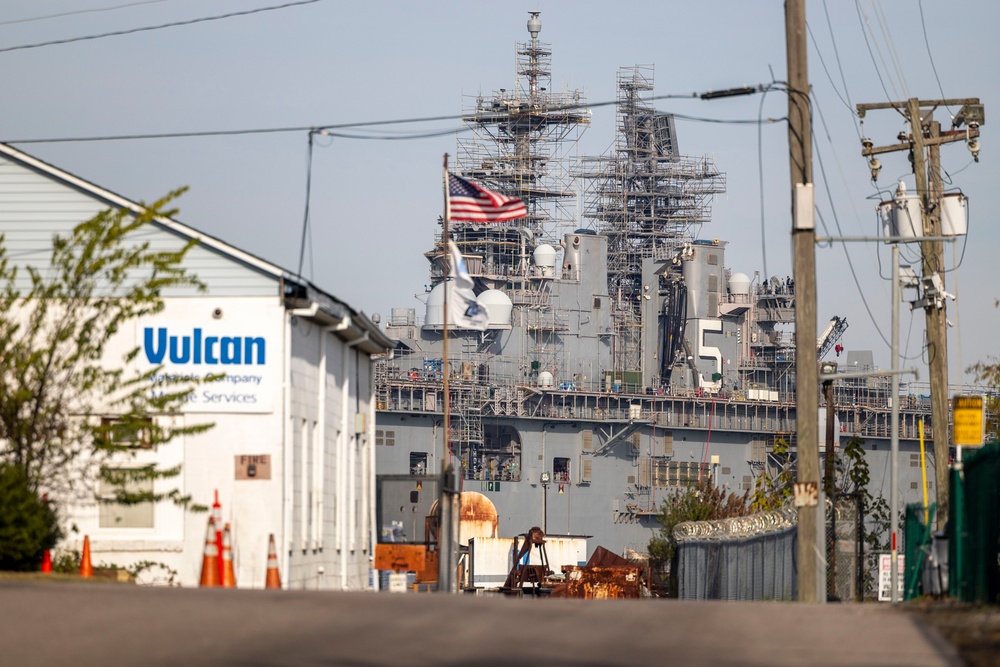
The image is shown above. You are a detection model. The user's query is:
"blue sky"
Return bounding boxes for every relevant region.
[3,0,998,385]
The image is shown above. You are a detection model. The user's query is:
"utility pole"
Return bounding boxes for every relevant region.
[857,97,983,530]
[786,0,822,603]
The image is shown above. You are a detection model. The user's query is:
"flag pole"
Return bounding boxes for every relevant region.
[441,154,451,468]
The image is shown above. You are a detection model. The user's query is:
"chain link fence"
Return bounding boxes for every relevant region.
[825,492,864,602]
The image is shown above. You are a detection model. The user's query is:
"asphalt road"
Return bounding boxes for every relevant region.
[0,582,961,666]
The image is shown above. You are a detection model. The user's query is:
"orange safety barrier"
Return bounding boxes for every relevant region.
[221,523,236,588]
[199,517,220,587]
[264,534,281,589]
[79,536,93,578]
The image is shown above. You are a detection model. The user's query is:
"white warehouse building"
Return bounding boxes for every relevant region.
[0,143,393,589]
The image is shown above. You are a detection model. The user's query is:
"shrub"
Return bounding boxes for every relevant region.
[0,464,63,571]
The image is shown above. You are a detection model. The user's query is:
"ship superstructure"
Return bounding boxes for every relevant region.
[576,65,726,380]
[375,13,934,560]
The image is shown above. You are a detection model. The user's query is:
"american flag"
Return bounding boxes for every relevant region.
[447,173,527,223]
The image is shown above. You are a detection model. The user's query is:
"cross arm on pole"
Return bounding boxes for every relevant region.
[862,129,980,157]
[856,98,981,117]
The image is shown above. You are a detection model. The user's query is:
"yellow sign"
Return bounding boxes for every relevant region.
[374,544,427,572]
[952,394,985,447]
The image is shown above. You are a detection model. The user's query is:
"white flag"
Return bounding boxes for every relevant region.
[448,240,474,291]
[447,241,489,330]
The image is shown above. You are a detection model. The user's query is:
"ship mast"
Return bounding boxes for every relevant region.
[576,67,725,383]
[450,11,589,286]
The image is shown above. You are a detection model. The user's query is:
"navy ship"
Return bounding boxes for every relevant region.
[374,12,933,559]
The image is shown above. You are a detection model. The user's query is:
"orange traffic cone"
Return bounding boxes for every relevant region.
[79,536,93,578]
[220,523,236,588]
[212,490,224,583]
[264,534,281,589]
[199,517,220,587]
[40,550,52,574]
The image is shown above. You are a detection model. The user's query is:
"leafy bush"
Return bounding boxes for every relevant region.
[0,464,62,570]
[648,478,750,567]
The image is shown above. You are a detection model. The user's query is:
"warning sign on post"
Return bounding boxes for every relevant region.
[952,394,985,447]
[878,553,905,602]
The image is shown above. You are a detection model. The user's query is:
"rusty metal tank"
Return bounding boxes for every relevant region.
[458,491,499,539]
[428,491,499,541]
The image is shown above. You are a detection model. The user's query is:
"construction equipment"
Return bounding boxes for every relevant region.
[817,316,849,360]
[501,526,552,596]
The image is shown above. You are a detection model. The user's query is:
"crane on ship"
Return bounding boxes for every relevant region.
[817,316,849,360]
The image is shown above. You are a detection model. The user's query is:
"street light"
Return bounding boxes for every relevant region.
[820,359,837,601]
[540,470,551,533]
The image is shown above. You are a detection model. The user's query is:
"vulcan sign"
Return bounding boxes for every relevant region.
[138,319,277,414]
[143,328,266,366]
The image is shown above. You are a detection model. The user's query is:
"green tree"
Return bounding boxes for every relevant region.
[835,435,891,598]
[968,347,1000,442]
[749,437,795,511]
[648,478,750,591]
[0,190,212,521]
[0,463,62,570]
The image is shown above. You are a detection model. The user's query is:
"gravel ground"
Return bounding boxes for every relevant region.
[906,600,1000,667]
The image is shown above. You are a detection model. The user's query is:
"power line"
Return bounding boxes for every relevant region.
[321,127,474,141]
[918,0,952,116]
[871,0,910,101]
[854,0,897,108]
[4,88,785,145]
[806,21,853,115]
[297,131,315,281]
[0,0,323,54]
[757,88,771,280]
[811,110,892,349]
[821,0,856,116]
[4,118,461,144]
[0,0,174,26]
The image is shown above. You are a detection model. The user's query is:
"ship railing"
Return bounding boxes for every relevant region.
[507,287,552,308]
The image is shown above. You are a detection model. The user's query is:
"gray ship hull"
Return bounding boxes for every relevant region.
[376,389,936,558]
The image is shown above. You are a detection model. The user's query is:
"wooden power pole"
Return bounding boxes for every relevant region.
[786,0,821,603]
[856,98,983,529]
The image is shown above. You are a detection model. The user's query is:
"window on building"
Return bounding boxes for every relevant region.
[311,420,322,549]
[553,457,570,482]
[646,460,709,487]
[410,452,428,476]
[97,417,153,450]
[99,468,154,528]
[657,432,674,457]
[300,418,309,551]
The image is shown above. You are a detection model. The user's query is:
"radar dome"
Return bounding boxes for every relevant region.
[478,289,512,326]
[423,282,478,328]
[729,272,751,295]
[532,244,557,277]
[538,371,553,387]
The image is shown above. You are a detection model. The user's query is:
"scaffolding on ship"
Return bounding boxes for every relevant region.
[575,66,726,376]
